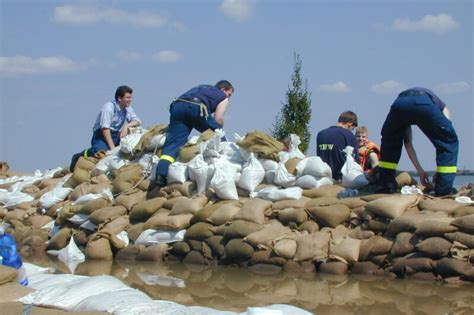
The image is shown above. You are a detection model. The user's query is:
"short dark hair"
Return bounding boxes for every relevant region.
[115,85,133,101]
[338,111,358,127]
[215,80,234,92]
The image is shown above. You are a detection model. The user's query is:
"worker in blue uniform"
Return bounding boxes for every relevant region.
[376,87,458,196]
[154,80,234,187]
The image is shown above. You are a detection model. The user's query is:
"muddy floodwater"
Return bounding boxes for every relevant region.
[24,256,474,315]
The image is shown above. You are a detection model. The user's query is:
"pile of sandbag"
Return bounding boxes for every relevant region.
[0,128,473,283]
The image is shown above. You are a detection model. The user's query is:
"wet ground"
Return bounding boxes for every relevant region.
[23,256,474,315]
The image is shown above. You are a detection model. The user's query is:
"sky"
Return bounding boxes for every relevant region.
[0,0,473,173]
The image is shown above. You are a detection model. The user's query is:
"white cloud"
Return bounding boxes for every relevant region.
[436,81,471,94]
[371,80,406,94]
[392,13,460,35]
[53,5,168,28]
[319,81,351,93]
[117,51,143,62]
[0,56,80,76]
[152,50,182,63]
[220,0,254,22]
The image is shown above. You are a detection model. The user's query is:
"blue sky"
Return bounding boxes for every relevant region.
[1,0,472,173]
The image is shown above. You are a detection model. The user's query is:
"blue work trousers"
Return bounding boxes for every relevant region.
[70,129,120,171]
[379,94,458,195]
[155,102,222,178]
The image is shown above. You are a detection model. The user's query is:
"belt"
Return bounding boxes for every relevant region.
[172,98,209,118]
[399,90,428,97]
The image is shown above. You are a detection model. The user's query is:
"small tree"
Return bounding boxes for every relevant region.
[271,53,312,153]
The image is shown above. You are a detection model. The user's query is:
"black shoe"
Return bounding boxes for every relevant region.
[434,187,457,197]
[154,174,167,187]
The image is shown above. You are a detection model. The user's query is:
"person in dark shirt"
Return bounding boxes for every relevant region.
[316,111,359,180]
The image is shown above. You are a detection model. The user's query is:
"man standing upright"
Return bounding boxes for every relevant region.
[70,85,141,171]
[376,87,458,196]
[316,111,359,180]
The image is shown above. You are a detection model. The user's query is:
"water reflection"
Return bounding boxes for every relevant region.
[26,257,474,314]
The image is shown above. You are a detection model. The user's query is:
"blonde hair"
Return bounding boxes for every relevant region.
[355,126,368,135]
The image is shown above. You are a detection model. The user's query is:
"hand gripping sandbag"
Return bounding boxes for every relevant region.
[341,146,369,189]
[237,153,265,192]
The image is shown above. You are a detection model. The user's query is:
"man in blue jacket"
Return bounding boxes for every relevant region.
[70,85,141,171]
[317,111,359,180]
[154,80,234,187]
[376,87,458,196]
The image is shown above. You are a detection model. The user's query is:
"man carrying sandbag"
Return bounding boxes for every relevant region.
[154,80,234,187]
[375,87,458,196]
[316,111,360,181]
[69,85,141,171]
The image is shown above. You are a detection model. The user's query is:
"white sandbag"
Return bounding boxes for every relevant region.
[115,300,236,315]
[247,305,312,315]
[26,273,87,291]
[274,162,296,187]
[278,134,306,162]
[68,213,89,225]
[134,229,186,246]
[265,170,276,185]
[252,186,303,201]
[46,237,85,274]
[296,175,333,189]
[92,147,124,175]
[210,160,239,200]
[73,288,152,313]
[0,189,34,208]
[134,153,156,176]
[73,188,113,205]
[23,263,53,277]
[298,156,332,178]
[237,153,265,192]
[120,132,144,154]
[167,162,189,184]
[146,134,166,151]
[188,154,215,194]
[203,129,226,158]
[341,146,369,189]
[39,186,73,209]
[401,185,423,195]
[259,158,279,171]
[116,231,130,247]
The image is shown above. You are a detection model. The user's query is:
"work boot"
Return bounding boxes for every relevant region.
[434,187,457,197]
[154,174,167,188]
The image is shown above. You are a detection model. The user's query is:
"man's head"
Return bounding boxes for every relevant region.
[337,111,358,131]
[115,85,133,108]
[356,126,369,147]
[216,80,234,98]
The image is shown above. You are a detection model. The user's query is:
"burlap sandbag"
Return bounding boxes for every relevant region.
[136,243,169,262]
[133,124,168,155]
[89,206,127,225]
[223,220,263,240]
[385,213,441,237]
[302,185,344,198]
[26,215,53,228]
[414,217,458,237]
[65,156,98,188]
[169,241,191,257]
[329,236,361,265]
[190,202,222,224]
[436,257,472,278]
[336,197,367,209]
[285,158,302,175]
[304,197,340,208]
[236,131,284,161]
[444,232,474,248]
[89,181,112,194]
[127,222,144,242]
[225,238,255,263]
[233,198,272,224]
[391,254,435,276]
[115,190,147,211]
[244,222,291,248]
[68,182,93,201]
[306,204,351,228]
[4,209,27,222]
[272,238,297,259]
[143,212,193,230]
[415,237,452,259]
[294,231,330,262]
[204,235,226,257]
[276,208,308,225]
[0,265,18,285]
[390,232,422,257]
[207,203,242,226]
[360,194,391,202]
[272,197,310,210]
[77,197,113,215]
[178,129,215,162]
[86,236,113,260]
[185,222,214,241]
[20,235,47,257]
[162,196,187,210]
[130,197,167,222]
[453,206,474,217]
[112,164,144,194]
[169,196,208,215]
[348,226,374,240]
[395,172,416,188]
[99,215,130,235]
[365,194,420,219]
[21,185,40,195]
[451,214,474,233]
[250,250,287,266]
[418,198,460,214]
[183,250,208,265]
[350,261,379,275]
[318,261,348,275]
[46,227,73,250]
[298,221,320,233]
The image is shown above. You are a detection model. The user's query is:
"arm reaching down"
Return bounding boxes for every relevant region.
[404,126,428,186]
[214,98,229,127]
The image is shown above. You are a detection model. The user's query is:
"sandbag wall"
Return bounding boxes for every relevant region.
[1,158,473,284]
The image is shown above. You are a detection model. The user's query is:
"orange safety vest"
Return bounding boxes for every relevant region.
[359,141,380,172]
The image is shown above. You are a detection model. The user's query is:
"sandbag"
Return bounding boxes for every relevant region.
[46,227,73,250]
[297,221,320,234]
[306,204,351,228]
[236,131,284,161]
[89,206,127,225]
[134,124,167,154]
[190,202,223,224]
[162,196,187,210]
[298,156,332,178]
[237,153,265,192]
[251,250,287,266]
[185,222,214,241]
[223,220,263,239]
[294,231,330,262]
[167,162,188,184]
[436,257,472,278]
[318,261,348,275]
[390,232,421,257]
[348,226,374,240]
[418,198,460,214]
[451,214,474,233]
[329,236,361,265]
[0,265,18,285]
[453,205,474,217]
[65,156,98,188]
[416,237,452,259]
[414,217,458,237]
[302,185,344,198]
[244,223,291,248]
[274,162,296,187]
[129,197,167,222]
[169,241,191,257]
[285,158,302,176]
[272,238,297,259]
[365,194,420,219]
[77,197,113,215]
[272,197,310,210]
[233,198,272,224]
[143,212,193,230]
[188,154,215,194]
[86,236,113,260]
[225,238,255,263]
[444,232,474,248]
[205,235,226,258]
[304,197,340,208]
[115,190,146,211]
[169,196,208,215]
[341,146,369,189]
[207,203,241,226]
[136,243,169,261]
[276,208,308,225]
[395,172,416,188]
[112,164,144,194]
